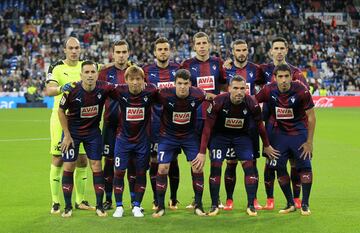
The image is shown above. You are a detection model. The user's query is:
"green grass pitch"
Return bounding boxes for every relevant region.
[0,108,359,233]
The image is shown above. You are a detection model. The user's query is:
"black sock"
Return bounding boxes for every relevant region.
[224,162,237,200]
[300,168,313,206]
[127,158,136,203]
[169,159,180,202]
[93,171,105,208]
[62,171,74,208]
[209,161,222,207]
[156,173,167,209]
[149,162,158,204]
[103,158,114,202]
[291,165,301,198]
[264,161,275,198]
[113,169,125,207]
[242,161,258,207]
[192,172,204,207]
[134,170,146,207]
[277,168,294,205]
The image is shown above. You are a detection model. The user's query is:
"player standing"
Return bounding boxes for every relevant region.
[98,40,136,210]
[152,69,208,218]
[255,64,315,216]
[143,37,181,210]
[222,39,264,210]
[58,60,116,217]
[198,75,279,216]
[111,66,157,218]
[46,37,94,213]
[260,37,309,210]
[181,32,227,209]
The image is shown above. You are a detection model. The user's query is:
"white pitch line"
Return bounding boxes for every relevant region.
[0,120,49,122]
[0,138,50,142]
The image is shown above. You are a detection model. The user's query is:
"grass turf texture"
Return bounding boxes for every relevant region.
[0,108,359,233]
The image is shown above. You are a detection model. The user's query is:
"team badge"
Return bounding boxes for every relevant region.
[243,108,248,115]
[249,72,253,77]
[207,103,213,114]
[191,101,195,107]
[212,64,217,70]
[290,96,295,103]
[144,96,148,102]
[97,93,102,99]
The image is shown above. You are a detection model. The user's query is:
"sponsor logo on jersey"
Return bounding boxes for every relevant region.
[172,112,191,124]
[224,118,244,129]
[275,107,294,119]
[197,76,215,90]
[80,105,99,118]
[157,81,175,88]
[126,107,145,121]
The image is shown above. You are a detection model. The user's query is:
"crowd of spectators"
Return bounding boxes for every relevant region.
[0,0,359,96]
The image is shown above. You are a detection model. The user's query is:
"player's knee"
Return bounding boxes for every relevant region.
[89,160,102,172]
[63,162,76,172]
[76,154,88,167]
[158,164,170,175]
[52,155,63,167]
[227,159,238,164]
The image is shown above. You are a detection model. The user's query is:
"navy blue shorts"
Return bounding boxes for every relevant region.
[114,136,150,170]
[209,134,254,162]
[158,134,199,164]
[102,124,116,158]
[267,130,312,170]
[61,133,102,162]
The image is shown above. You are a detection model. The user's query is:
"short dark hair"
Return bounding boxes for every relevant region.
[174,69,191,82]
[273,64,291,76]
[81,60,98,71]
[271,37,288,48]
[193,32,210,43]
[231,39,247,49]
[154,37,170,51]
[112,40,129,51]
[229,75,246,85]
[125,65,144,80]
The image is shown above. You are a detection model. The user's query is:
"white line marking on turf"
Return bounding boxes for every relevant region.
[0,120,49,122]
[0,138,50,142]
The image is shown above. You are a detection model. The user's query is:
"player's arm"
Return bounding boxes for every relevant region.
[299,108,316,159]
[218,59,228,92]
[58,95,74,152]
[251,98,280,159]
[192,101,218,170]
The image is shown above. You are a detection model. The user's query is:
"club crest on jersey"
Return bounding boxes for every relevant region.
[144,96,148,102]
[172,71,176,76]
[243,108,248,115]
[191,101,195,108]
[172,112,191,125]
[207,103,212,114]
[275,107,294,119]
[249,72,253,77]
[197,76,215,91]
[157,81,175,88]
[290,96,296,103]
[97,93,102,99]
[80,105,99,118]
[212,64,217,70]
[225,118,244,129]
[126,107,145,121]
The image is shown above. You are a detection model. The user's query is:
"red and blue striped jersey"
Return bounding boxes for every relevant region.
[98,65,127,127]
[181,56,226,119]
[59,81,116,137]
[157,87,206,139]
[255,81,314,135]
[260,62,309,89]
[108,83,157,143]
[225,62,263,95]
